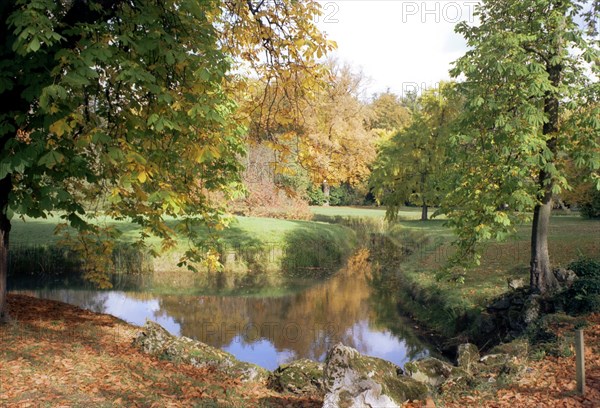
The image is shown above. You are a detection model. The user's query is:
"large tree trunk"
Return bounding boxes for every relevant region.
[0,175,11,323]
[530,57,561,294]
[530,185,557,294]
[421,203,428,221]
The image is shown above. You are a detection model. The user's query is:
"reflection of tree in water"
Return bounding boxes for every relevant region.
[18,289,109,314]
[156,248,430,363]
[367,234,433,361]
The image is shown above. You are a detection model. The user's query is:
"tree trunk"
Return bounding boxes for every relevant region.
[530,56,561,295]
[421,203,428,221]
[0,175,11,323]
[419,172,428,221]
[322,180,330,206]
[530,185,557,294]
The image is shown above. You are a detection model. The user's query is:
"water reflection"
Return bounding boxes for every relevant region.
[13,248,430,370]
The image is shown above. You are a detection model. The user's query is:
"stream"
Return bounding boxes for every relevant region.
[11,248,432,370]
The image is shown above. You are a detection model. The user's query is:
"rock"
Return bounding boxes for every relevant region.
[507,277,525,290]
[553,268,577,286]
[488,297,511,311]
[480,353,511,366]
[474,312,496,335]
[133,320,269,383]
[490,339,529,359]
[323,343,427,408]
[478,352,527,385]
[457,343,480,373]
[508,308,525,331]
[268,359,325,396]
[404,357,467,388]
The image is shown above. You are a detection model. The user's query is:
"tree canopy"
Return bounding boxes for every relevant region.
[0,0,333,319]
[368,90,412,134]
[370,82,461,221]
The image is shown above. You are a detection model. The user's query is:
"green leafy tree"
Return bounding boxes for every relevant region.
[0,0,331,320]
[444,0,599,293]
[370,83,460,221]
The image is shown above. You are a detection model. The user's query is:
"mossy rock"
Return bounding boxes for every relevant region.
[480,353,511,366]
[457,343,480,373]
[489,338,529,359]
[268,359,324,396]
[133,320,269,382]
[477,352,527,386]
[404,357,468,388]
[323,343,427,407]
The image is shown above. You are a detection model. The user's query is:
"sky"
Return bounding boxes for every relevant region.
[316,1,479,98]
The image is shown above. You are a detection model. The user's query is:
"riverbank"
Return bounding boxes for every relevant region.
[2,293,599,407]
[9,214,356,295]
[373,215,600,349]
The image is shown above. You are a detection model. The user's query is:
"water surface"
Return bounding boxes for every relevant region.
[13,249,431,370]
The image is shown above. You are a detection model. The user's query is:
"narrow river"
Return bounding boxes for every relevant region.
[11,248,432,370]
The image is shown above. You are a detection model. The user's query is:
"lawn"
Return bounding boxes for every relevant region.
[10,213,352,249]
[412,215,600,308]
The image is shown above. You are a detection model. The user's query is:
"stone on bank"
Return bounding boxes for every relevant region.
[132,320,269,383]
[323,343,428,408]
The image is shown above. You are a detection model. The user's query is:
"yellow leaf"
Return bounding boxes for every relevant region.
[49,119,69,137]
[137,171,147,183]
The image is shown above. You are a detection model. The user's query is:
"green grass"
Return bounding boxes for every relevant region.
[8,213,357,295]
[10,213,349,249]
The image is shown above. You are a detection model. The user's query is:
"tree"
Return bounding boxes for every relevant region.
[0,0,331,321]
[221,1,336,149]
[370,83,460,221]
[444,0,599,293]
[368,90,412,133]
[296,61,377,205]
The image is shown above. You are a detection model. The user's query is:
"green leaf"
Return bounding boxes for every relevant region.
[28,37,41,52]
[38,150,65,168]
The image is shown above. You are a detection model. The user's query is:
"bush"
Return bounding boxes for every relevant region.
[329,183,369,206]
[580,187,600,218]
[568,257,600,278]
[306,185,327,206]
[560,257,600,314]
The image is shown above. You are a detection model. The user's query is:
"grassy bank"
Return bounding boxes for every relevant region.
[371,215,600,346]
[8,214,356,295]
[309,208,599,345]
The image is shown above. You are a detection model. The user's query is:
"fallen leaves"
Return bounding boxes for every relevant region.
[1,294,321,407]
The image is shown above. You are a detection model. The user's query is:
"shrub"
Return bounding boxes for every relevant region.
[306,184,327,206]
[580,187,600,219]
[560,257,600,314]
[329,182,369,206]
[568,257,600,278]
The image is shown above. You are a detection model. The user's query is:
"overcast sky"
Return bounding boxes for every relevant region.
[316,1,479,98]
